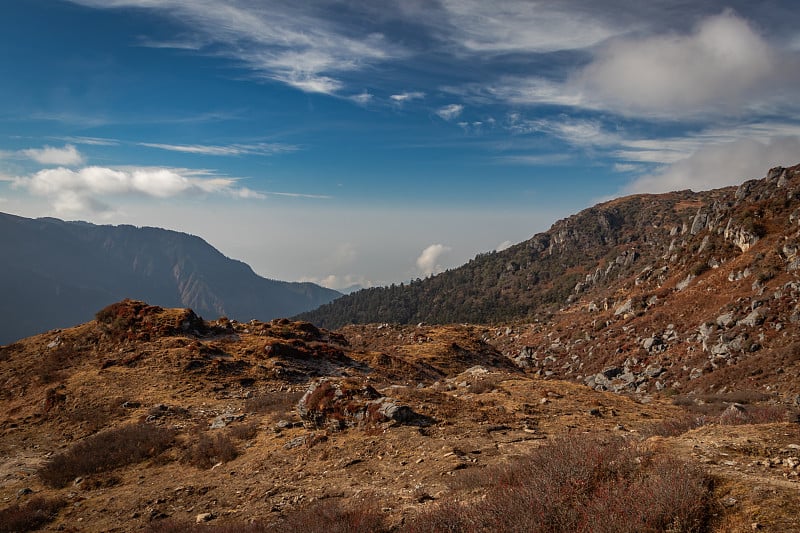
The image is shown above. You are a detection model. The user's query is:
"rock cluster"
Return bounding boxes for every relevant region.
[296,379,418,431]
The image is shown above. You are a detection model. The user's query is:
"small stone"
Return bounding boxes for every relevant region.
[196,512,214,523]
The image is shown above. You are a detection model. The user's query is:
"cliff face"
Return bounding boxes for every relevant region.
[0,215,340,344]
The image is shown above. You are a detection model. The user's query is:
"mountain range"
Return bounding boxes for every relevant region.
[0,213,340,344]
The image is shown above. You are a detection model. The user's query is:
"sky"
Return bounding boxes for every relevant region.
[1,1,800,291]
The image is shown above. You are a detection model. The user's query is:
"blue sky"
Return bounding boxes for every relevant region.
[2,1,800,290]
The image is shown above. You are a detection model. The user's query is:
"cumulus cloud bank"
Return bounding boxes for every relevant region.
[13,166,264,215]
[416,244,452,276]
[625,136,800,194]
[578,11,781,116]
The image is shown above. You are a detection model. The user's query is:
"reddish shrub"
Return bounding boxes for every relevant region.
[406,436,713,533]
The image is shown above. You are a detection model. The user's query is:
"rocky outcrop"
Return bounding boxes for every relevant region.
[297,379,421,431]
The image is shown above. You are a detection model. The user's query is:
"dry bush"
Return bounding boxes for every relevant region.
[147,497,385,533]
[407,436,713,533]
[277,496,387,533]
[66,397,127,433]
[147,520,265,533]
[719,405,788,425]
[227,421,259,441]
[38,423,176,488]
[647,402,789,437]
[698,391,771,404]
[182,431,239,469]
[244,390,303,417]
[36,344,83,384]
[467,377,500,394]
[0,496,66,533]
[645,414,709,437]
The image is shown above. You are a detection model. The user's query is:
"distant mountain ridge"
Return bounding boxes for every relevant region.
[298,164,800,328]
[0,213,340,344]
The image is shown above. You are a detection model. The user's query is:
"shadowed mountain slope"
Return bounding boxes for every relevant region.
[0,213,340,344]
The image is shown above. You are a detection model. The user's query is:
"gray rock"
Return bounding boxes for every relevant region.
[643,364,665,378]
[614,299,633,316]
[284,436,307,449]
[738,310,764,327]
[196,513,214,523]
[676,274,695,291]
[210,412,245,429]
[716,312,736,328]
[690,210,708,235]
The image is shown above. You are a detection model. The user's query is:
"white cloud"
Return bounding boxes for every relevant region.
[460,77,586,108]
[496,154,571,166]
[301,273,373,292]
[439,0,616,53]
[69,0,400,95]
[20,144,84,166]
[475,12,800,119]
[350,91,373,105]
[495,240,513,252]
[507,116,617,147]
[138,142,298,156]
[625,136,800,194]
[390,91,425,103]
[416,243,452,276]
[577,11,792,116]
[436,104,464,121]
[59,136,120,146]
[12,166,264,215]
[613,163,640,173]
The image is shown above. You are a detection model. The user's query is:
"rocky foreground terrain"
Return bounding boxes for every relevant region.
[4,165,800,531]
[1,299,799,532]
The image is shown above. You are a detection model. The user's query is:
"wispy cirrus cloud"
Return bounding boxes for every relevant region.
[436,104,464,121]
[390,91,425,103]
[68,0,402,95]
[138,142,299,156]
[438,0,617,53]
[349,91,373,105]
[58,136,120,146]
